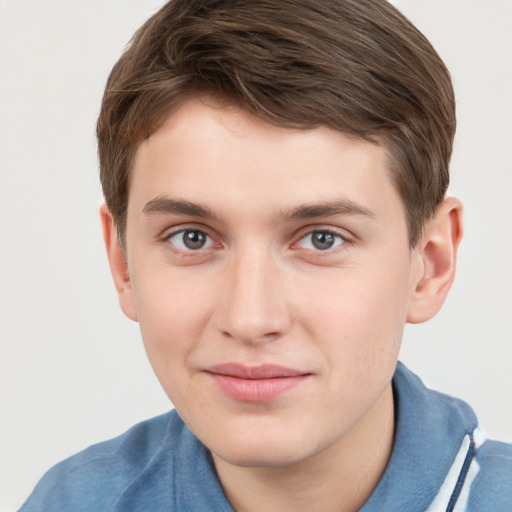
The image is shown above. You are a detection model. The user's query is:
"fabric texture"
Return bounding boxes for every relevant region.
[19,363,512,511]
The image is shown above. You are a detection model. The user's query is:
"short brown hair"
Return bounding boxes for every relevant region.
[97,0,455,247]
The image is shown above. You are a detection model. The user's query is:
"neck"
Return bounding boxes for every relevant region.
[212,384,395,512]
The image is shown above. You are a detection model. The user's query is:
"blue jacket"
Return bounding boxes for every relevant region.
[19,363,512,511]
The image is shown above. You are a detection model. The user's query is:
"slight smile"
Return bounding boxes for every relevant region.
[205,364,312,402]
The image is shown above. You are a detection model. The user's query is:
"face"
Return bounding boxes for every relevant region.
[120,98,423,467]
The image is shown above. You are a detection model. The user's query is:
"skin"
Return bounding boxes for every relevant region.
[102,98,462,511]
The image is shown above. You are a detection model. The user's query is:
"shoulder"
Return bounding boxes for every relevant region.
[19,411,182,512]
[387,364,511,511]
[468,435,512,511]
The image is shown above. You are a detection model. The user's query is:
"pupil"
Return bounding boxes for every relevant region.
[312,232,334,250]
[183,231,206,250]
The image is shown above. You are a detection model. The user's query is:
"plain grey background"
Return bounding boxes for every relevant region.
[1,1,511,510]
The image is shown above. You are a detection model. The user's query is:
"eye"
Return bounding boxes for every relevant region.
[298,230,345,251]
[167,229,214,251]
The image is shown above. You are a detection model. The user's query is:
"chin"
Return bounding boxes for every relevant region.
[206,428,321,468]
[214,446,310,468]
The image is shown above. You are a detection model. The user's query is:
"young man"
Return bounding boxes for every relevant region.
[20,0,512,510]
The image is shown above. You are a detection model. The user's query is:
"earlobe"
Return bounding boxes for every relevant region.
[100,204,138,322]
[407,197,463,324]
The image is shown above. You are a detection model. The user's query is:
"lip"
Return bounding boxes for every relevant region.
[205,363,311,402]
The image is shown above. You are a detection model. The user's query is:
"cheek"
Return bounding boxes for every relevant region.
[133,263,214,331]
[301,260,411,374]
[130,270,214,392]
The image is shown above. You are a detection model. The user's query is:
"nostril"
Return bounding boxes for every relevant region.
[220,329,281,343]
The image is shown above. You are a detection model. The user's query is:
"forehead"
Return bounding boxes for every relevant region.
[128,98,402,224]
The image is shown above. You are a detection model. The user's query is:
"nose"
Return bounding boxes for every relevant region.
[215,247,291,345]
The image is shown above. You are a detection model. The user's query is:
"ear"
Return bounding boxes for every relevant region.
[407,197,463,324]
[100,204,138,322]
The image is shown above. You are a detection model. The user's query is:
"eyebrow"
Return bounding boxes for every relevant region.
[142,196,376,222]
[143,197,216,218]
[279,199,376,221]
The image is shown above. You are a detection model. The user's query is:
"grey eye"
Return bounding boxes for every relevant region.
[168,230,213,251]
[299,231,345,251]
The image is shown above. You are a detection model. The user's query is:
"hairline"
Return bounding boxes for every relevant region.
[114,93,422,250]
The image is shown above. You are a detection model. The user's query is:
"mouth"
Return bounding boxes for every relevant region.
[204,363,311,402]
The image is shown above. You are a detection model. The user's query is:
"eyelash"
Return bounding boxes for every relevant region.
[161,227,351,257]
[295,229,348,253]
[163,228,218,255]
